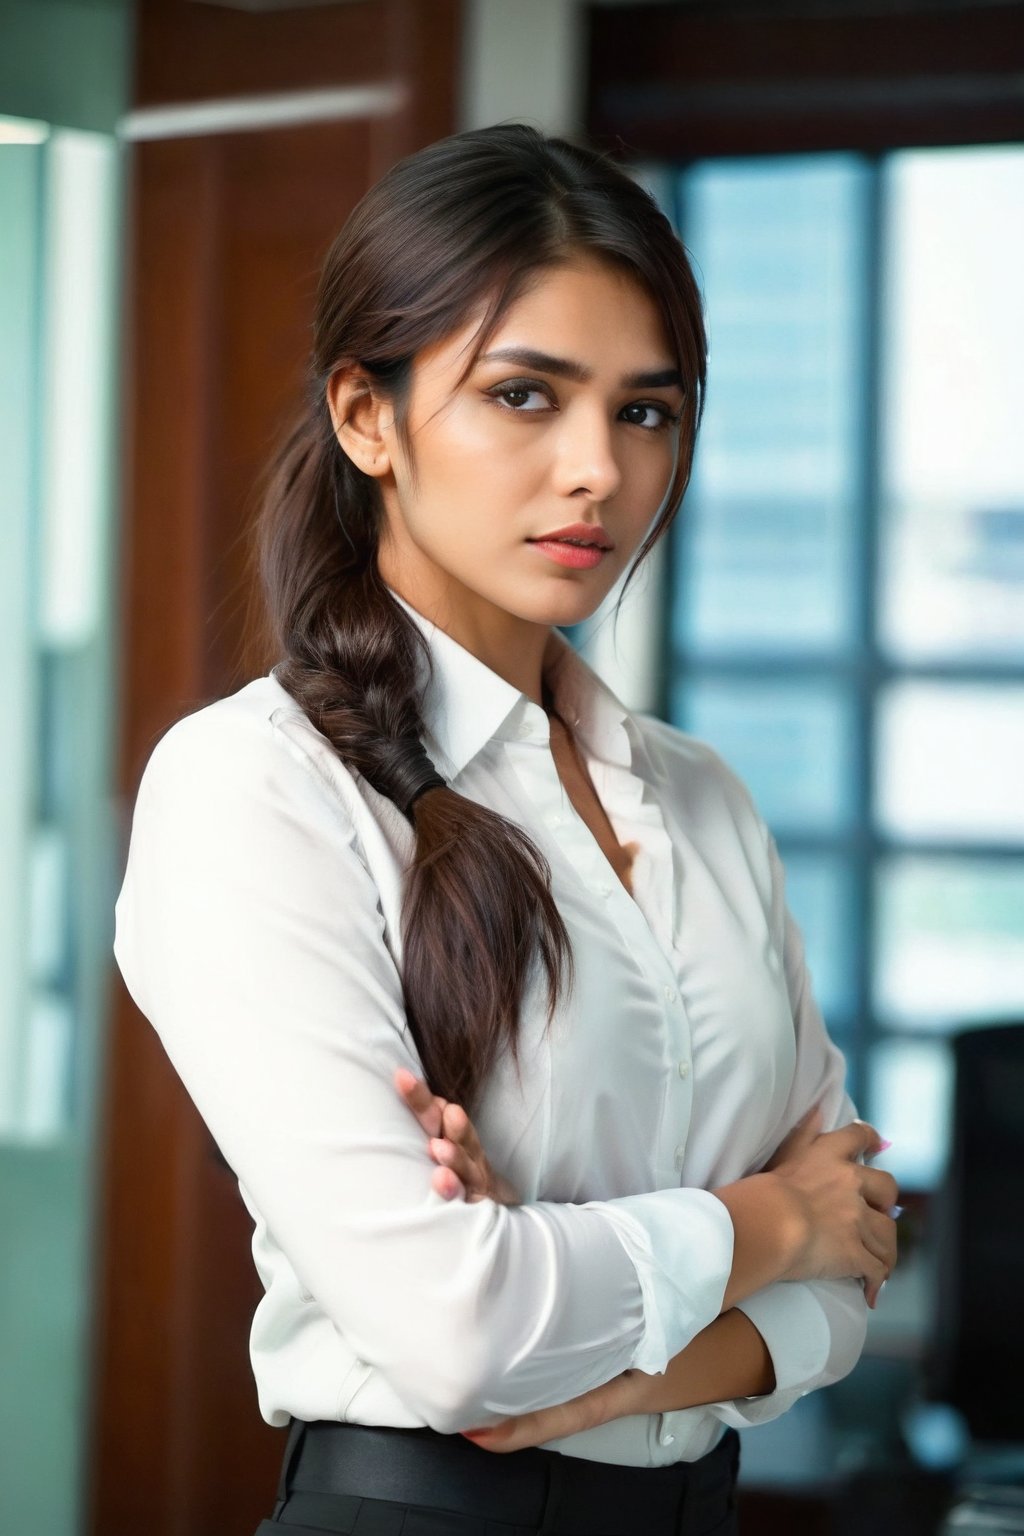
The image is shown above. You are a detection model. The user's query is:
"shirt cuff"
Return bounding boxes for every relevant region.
[709,1282,833,1428]
[583,1188,735,1376]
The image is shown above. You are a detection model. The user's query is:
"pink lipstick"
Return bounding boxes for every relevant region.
[527,521,613,570]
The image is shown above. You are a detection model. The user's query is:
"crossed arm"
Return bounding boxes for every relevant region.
[394,1067,897,1452]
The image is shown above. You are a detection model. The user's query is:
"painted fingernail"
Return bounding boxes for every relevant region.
[877,1138,893,1151]
[889,1204,904,1219]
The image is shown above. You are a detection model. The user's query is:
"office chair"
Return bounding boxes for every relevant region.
[924,1021,1024,1534]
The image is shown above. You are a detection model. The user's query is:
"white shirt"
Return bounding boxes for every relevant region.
[112,588,868,1469]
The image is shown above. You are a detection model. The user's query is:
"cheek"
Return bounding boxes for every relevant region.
[409,431,537,529]
[619,440,676,519]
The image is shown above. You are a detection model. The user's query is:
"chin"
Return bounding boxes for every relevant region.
[507,581,611,629]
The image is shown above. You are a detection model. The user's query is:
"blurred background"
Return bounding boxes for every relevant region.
[1,1,1022,1532]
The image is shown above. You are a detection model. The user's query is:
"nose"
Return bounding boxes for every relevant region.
[551,403,622,503]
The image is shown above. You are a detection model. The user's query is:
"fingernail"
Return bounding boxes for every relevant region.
[889,1204,904,1219]
[877,1138,893,1151]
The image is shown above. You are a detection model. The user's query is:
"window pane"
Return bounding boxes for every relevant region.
[875,857,1024,1028]
[867,1035,953,1189]
[876,682,1024,844]
[777,852,856,1027]
[675,155,869,655]
[2,131,119,1141]
[673,677,855,836]
[0,111,124,1536]
[878,147,1024,662]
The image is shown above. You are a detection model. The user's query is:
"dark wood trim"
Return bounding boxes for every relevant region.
[585,2,1024,157]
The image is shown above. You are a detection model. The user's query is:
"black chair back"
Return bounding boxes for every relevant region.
[926,1021,1024,1443]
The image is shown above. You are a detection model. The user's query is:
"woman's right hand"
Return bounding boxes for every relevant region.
[766,1110,899,1307]
[715,1111,899,1311]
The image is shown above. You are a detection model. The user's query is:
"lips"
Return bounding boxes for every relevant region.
[528,522,614,551]
[527,521,615,572]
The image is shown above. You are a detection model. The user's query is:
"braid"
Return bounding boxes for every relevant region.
[280,557,446,822]
[260,424,572,1108]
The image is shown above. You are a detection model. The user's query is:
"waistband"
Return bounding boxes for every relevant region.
[272,1418,740,1534]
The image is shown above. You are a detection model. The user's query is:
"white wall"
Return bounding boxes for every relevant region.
[459,0,586,139]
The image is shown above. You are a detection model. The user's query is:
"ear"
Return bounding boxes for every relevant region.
[326,366,394,479]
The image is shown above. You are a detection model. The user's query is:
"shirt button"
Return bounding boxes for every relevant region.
[677,1059,690,1079]
[516,721,534,740]
[544,810,563,829]
[661,1432,675,1446]
[593,881,611,898]
[674,1144,685,1169]
[663,985,677,1004]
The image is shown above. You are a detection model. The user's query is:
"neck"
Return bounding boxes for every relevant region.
[379,568,560,709]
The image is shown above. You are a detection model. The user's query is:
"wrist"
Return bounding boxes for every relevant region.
[630,1310,777,1414]
[713,1172,807,1308]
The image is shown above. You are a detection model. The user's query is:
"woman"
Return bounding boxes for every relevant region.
[113,124,899,1536]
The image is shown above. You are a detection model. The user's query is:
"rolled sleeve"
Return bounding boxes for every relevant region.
[585,1189,735,1375]
[709,1283,832,1428]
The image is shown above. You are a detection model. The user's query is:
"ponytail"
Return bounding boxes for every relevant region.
[258,408,573,1110]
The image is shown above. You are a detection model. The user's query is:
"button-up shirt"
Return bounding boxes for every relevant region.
[112,588,867,1468]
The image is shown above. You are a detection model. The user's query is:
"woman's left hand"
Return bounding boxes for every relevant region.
[460,1369,648,1453]
[394,1067,521,1205]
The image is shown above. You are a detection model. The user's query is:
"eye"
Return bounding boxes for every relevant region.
[486,380,554,413]
[621,401,681,431]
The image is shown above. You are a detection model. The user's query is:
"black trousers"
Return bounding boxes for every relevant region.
[254,1418,741,1536]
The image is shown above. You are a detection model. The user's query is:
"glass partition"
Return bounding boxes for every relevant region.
[0,113,122,1536]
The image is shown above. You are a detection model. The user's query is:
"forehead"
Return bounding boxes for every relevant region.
[417,255,673,391]
[491,256,668,349]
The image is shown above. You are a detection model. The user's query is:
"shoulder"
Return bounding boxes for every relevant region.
[114,676,405,1025]
[132,672,364,840]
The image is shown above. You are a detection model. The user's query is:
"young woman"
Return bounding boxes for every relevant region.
[113,124,899,1536]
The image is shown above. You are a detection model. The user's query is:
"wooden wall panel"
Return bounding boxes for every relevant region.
[90,5,462,1532]
[136,0,389,106]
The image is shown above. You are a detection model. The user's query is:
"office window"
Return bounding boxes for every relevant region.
[667,145,1024,1189]
[1,124,120,1142]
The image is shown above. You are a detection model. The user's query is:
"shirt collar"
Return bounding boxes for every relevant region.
[386,585,666,785]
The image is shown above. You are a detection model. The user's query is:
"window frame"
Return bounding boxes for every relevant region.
[658,147,1024,1180]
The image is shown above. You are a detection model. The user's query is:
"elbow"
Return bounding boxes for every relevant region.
[329,1201,532,1433]
[377,1312,501,1435]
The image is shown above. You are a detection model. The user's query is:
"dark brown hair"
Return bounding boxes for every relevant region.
[256,123,706,1110]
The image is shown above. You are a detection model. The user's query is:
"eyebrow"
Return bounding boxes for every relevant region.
[477,346,684,392]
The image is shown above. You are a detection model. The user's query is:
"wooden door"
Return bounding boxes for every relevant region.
[89,5,461,1532]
